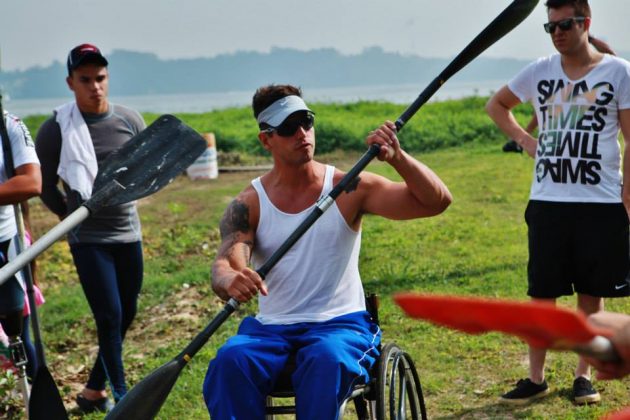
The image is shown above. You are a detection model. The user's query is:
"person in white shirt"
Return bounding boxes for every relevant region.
[203,84,452,419]
[0,111,41,378]
[501,34,617,154]
[486,0,630,406]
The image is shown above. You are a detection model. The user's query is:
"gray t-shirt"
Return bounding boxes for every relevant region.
[35,103,146,244]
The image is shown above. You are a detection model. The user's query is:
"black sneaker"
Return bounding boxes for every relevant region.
[502,139,523,153]
[499,378,549,405]
[573,377,600,404]
[76,394,114,413]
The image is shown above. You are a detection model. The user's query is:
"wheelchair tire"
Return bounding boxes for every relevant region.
[375,343,427,420]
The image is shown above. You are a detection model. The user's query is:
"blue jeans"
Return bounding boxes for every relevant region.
[203,311,381,420]
[70,241,143,402]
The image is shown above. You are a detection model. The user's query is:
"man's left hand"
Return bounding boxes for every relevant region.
[366,121,400,162]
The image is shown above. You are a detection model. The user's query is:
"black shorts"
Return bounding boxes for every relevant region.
[525,200,630,298]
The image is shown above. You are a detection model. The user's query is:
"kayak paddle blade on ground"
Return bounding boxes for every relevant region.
[0,114,207,287]
[105,359,184,420]
[29,367,68,420]
[106,301,238,420]
[393,293,619,361]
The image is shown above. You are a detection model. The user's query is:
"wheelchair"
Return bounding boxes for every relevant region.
[265,294,428,419]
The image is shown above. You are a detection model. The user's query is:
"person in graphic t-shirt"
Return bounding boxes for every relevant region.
[486,0,630,407]
[501,34,617,153]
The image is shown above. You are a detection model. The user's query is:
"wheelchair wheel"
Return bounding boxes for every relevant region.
[375,343,427,420]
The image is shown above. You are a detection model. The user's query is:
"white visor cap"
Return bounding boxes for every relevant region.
[256,95,312,127]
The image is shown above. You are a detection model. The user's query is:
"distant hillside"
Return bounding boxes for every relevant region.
[1,47,628,100]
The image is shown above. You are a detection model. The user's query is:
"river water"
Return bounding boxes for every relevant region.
[5,80,505,117]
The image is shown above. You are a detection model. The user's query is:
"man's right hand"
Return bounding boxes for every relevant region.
[223,267,268,303]
[515,134,537,158]
[585,311,630,380]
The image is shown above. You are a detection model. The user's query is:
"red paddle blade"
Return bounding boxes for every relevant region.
[601,407,630,420]
[393,293,612,349]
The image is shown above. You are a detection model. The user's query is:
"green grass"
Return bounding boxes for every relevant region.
[4,102,629,419]
[22,97,534,157]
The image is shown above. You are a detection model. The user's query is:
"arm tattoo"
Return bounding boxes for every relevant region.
[220,199,250,238]
[220,240,253,265]
[218,199,254,263]
[345,176,361,194]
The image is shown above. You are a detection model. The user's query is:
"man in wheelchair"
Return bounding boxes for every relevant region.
[203,84,452,419]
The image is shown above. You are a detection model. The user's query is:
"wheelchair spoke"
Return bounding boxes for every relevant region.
[397,368,408,419]
[389,353,400,418]
[377,343,427,420]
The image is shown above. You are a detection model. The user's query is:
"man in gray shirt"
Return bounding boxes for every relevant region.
[35,43,145,413]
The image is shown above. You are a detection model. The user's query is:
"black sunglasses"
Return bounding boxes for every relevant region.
[263,113,315,137]
[543,17,585,34]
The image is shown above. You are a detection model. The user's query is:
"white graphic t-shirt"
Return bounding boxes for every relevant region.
[509,54,630,203]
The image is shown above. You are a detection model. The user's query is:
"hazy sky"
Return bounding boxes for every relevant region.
[2,0,628,72]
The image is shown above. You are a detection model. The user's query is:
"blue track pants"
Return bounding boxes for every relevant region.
[203,311,380,420]
[70,241,143,402]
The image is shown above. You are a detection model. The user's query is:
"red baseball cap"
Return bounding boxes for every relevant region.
[67,43,108,74]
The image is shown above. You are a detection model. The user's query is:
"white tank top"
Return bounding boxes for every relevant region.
[251,165,365,325]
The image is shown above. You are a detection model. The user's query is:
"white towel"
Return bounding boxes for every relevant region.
[55,102,98,200]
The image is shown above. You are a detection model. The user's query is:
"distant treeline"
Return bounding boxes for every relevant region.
[0,47,539,100]
[24,98,534,155]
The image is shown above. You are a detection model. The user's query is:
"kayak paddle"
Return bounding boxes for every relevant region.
[393,293,620,362]
[105,1,540,418]
[0,114,207,287]
[0,114,206,419]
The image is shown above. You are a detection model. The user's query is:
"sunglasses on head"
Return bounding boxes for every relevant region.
[262,112,315,137]
[543,17,585,34]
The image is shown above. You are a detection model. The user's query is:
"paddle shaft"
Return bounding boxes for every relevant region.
[13,205,46,365]
[0,98,45,363]
[0,99,69,418]
[396,0,538,131]
[0,169,128,286]
[105,143,381,420]
[108,3,539,417]
[105,145,382,420]
[0,98,33,414]
[212,8,542,280]
[245,0,543,287]
[576,335,619,362]
[211,0,540,335]
[178,144,381,361]
[0,115,206,286]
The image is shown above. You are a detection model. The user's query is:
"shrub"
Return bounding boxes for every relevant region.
[24,97,533,156]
